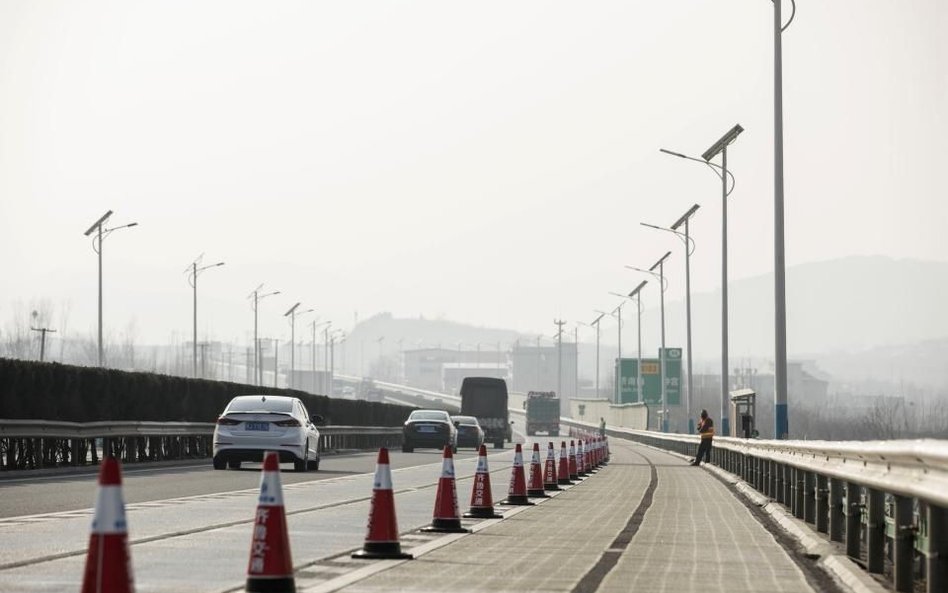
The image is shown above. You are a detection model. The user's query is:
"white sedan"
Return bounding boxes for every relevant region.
[212,395,322,472]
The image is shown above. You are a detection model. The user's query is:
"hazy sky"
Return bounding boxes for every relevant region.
[1,1,945,349]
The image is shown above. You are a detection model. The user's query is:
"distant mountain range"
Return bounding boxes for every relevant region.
[347,256,948,390]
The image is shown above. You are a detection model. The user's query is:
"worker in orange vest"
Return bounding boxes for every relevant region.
[691,409,714,466]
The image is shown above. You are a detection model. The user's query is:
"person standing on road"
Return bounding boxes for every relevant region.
[599,417,606,437]
[691,409,714,466]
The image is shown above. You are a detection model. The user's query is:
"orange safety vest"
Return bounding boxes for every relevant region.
[698,417,715,439]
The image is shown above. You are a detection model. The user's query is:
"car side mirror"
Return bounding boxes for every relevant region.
[311,414,325,425]
[453,421,461,427]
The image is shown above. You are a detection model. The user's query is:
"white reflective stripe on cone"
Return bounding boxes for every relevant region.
[374,464,393,490]
[91,486,127,534]
[441,456,455,478]
[257,472,284,506]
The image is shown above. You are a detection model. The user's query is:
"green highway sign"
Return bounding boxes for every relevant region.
[615,347,681,406]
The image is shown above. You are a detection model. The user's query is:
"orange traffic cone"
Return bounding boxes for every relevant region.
[543,441,560,491]
[81,456,133,593]
[502,443,534,505]
[246,451,295,593]
[526,442,548,498]
[465,445,503,519]
[353,447,413,559]
[422,446,469,533]
[557,441,573,485]
[568,440,579,481]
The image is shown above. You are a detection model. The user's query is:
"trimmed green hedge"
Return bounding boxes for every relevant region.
[0,358,410,426]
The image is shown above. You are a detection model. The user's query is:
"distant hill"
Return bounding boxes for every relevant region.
[342,257,948,391]
[662,255,948,359]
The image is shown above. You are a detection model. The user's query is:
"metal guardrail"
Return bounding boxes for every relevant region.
[0,420,402,471]
[601,426,947,593]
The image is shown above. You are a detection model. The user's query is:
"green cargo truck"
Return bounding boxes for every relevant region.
[525,391,560,436]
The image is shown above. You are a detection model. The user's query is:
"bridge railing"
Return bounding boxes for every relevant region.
[0,420,402,471]
[592,425,947,593]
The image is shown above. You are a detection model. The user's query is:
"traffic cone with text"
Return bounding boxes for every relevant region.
[543,441,560,491]
[557,441,573,485]
[81,456,134,593]
[422,445,469,532]
[353,447,413,559]
[245,451,295,593]
[465,445,503,518]
[576,440,587,477]
[527,442,548,497]
[502,443,534,505]
[568,440,580,480]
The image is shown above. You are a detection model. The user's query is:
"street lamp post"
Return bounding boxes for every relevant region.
[610,279,647,405]
[286,303,300,387]
[588,314,604,399]
[597,302,625,404]
[773,0,795,440]
[186,256,225,379]
[661,123,742,435]
[283,303,312,389]
[642,203,700,432]
[627,251,672,432]
[553,320,565,397]
[249,285,280,386]
[330,330,345,395]
[310,319,328,392]
[83,210,138,367]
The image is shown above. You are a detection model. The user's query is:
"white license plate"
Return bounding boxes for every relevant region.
[245,422,269,431]
[417,426,436,433]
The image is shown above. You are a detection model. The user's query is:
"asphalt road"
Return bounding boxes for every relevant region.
[0,447,486,518]
[0,440,539,593]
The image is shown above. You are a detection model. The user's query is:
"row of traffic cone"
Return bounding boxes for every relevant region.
[79,436,610,593]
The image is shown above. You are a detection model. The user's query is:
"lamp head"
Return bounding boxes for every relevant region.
[659,148,688,159]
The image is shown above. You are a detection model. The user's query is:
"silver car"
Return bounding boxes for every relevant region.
[213,395,322,472]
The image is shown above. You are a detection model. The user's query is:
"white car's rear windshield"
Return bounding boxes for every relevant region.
[452,416,478,425]
[409,411,448,421]
[227,397,294,413]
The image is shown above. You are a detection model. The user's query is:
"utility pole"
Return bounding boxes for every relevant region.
[30,326,57,362]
